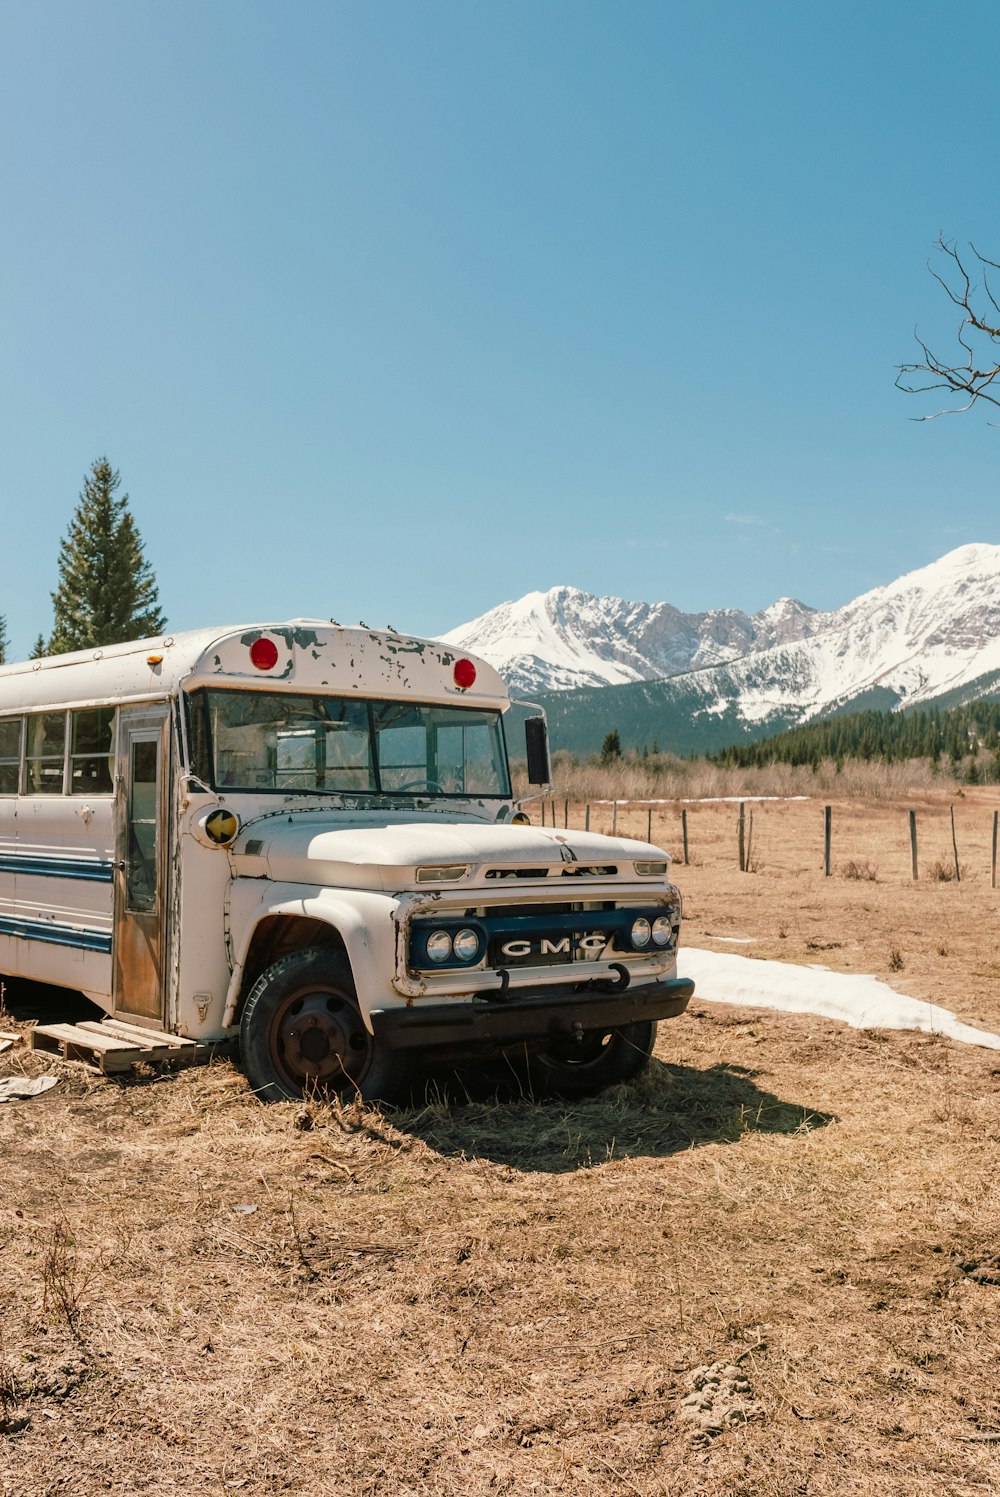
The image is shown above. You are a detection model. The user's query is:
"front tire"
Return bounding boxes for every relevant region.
[528,1019,657,1099]
[240,947,407,1104]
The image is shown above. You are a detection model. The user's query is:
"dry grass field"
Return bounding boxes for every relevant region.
[3,790,1000,1496]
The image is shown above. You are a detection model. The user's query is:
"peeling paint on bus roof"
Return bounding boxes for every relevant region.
[290,628,323,651]
[0,621,510,713]
[382,639,427,657]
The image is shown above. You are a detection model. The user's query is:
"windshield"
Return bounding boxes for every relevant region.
[187,689,511,799]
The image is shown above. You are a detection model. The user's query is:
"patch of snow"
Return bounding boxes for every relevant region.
[678,947,1000,1050]
[678,795,812,805]
[591,796,811,805]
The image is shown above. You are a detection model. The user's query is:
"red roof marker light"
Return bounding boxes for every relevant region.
[250,637,279,671]
[453,658,477,690]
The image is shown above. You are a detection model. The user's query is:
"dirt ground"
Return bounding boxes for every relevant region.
[3,791,1000,1496]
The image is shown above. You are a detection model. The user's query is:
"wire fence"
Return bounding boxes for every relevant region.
[523,793,1000,888]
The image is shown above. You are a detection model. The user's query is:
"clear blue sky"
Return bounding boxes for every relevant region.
[2,0,998,658]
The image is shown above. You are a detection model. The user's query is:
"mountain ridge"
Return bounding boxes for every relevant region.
[438,583,820,694]
[441,544,1000,755]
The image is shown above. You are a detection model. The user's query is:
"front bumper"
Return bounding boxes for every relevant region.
[369,975,694,1052]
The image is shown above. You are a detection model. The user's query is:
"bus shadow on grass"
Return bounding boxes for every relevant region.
[0,979,835,1172]
[397,1058,835,1173]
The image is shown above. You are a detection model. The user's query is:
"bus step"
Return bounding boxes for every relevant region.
[29,1019,213,1075]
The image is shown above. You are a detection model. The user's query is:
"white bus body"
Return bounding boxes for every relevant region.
[0,622,693,1100]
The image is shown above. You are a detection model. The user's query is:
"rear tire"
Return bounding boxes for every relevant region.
[240,947,407,1104]
[528,1020,657,1099]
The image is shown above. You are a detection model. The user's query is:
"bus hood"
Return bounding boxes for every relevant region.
[231,813,669,892]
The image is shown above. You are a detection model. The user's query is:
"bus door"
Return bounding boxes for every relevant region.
[113,708,171,1023]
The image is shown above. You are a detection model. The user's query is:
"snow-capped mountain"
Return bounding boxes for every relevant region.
[441,546,1000,754]
[439,585,819,694]
[723,542,1000,725]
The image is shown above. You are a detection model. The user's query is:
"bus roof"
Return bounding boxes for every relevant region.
[0,621,510,713]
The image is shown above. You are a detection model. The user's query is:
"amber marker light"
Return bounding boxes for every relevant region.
[205,809,240,845]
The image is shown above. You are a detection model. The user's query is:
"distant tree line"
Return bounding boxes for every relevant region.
[706,705,1000,781]
[1,457,164,665]
[585,704,1000,781]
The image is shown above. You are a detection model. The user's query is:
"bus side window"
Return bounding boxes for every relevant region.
[24,712,66,795]
[0,717,22,794]
[69,707,116,795]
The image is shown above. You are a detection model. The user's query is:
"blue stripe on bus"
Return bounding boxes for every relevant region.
[0,915,112,954]
[0,854,114,883]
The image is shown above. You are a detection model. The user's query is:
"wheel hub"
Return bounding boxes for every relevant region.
[275,990,370,1087]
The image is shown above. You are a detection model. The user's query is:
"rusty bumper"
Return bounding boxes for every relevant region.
[369,976,694,1052]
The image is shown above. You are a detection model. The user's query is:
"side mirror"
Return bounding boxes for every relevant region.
[524,717,551,786]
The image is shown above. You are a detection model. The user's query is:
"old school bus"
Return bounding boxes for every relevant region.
[0,621,692,1100]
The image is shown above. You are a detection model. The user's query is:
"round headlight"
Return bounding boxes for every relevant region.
[651,915,674,947]
[425,930,453,964]
[452,928,480,962]
[630,917,651,948]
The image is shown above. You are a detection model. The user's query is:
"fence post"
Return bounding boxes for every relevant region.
[909,809,918,881]
[682,808,689,865]
[824,805,832,877]
[950,805,961,882]
[612,801,618,836]
[647,806,652,843]
[564,798,569,829]
[738,801,746,872]
[585,803,591,832]
[993,810,998,890]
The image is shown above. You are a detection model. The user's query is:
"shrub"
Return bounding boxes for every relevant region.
[841,859,877,881]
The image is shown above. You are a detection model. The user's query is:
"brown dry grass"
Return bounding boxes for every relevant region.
[517,754,955,804]
[3,790,1000,1495]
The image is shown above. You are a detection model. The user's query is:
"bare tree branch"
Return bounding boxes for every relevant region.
[897,235,1000,419]
[976,258,1000,321]
[970,242,1000,273]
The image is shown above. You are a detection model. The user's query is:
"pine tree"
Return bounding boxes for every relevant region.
[600,729,622,764]
[0,615,7,665]
[29,634,47,660]
[48,458,165,655]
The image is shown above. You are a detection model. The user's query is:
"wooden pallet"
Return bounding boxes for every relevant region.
[29,1018,213,1074]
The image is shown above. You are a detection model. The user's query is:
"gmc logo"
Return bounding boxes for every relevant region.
[499,932,609,959]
